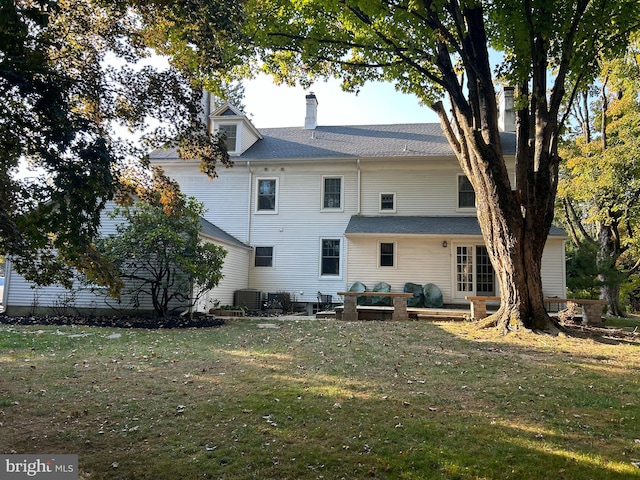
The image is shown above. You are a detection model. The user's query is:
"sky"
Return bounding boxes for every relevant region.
[242,74,441,129]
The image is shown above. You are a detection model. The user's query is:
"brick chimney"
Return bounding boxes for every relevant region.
[304,92,318,130]
[498,86,515,132]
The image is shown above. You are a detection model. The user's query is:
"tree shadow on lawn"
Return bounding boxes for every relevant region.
[1,319,638,479]
[171,320,640,480]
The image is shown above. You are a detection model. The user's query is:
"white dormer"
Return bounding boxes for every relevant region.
[210,102,262,156]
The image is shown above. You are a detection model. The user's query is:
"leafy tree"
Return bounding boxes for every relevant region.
[99,195,226,317]
[0,0,243,290]
[558,38,640,315]
[244,0,640,331]
[564,241,623,300]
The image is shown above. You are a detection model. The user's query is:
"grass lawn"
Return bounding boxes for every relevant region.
[0,318,639,479]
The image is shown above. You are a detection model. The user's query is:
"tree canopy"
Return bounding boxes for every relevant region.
[245,0,640,331]
[0,0,243,289]
[558,36,640,314]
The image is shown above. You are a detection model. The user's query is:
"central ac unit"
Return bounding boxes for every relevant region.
[234,289,263,310]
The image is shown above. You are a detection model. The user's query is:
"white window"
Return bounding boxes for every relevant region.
[320,239,341,277]
[256,178,278,213]
[254,246,274,267]
[322,176,342,210]
[218,124,238,152]
[458,175,475,209]
[379,242,396,267]
[379,193,396,213]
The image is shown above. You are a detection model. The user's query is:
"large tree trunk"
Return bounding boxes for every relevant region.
[430,2,575,333]
[476,201,555,332]
[469,145,557,332]
[435,99,559,332]
[600,283,623,317]
[597,225,625,317]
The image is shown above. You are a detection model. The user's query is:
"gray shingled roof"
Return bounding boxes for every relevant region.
[242,124,516,160]
[345,216,567,237]
[199,218,249,248]
[148,123,517,161]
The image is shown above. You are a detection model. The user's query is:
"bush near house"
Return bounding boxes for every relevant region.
[98,196,226,317]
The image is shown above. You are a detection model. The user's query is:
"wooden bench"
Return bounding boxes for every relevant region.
[464,296,608,326]
[337,291,414,321]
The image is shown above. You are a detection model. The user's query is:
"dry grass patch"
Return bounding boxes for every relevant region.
[0,319,639,479]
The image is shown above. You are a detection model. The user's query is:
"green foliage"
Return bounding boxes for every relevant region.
[565,241,600,298]
[246,0,638,106]
[558,37,640,311]
[620,273,640,312]
[98,196,226,317]
[1,0,244,289]
[565,241,625,299]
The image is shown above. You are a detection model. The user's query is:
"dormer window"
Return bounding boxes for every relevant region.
[218,124,238,152]
[210,101,262,155]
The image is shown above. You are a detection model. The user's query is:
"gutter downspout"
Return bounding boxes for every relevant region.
[1,258,9,313]
[246,161,253,288]
[357,158,361,214]
[345,158,362,291]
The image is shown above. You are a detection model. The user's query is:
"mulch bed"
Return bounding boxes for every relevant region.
[1,314,638,344]
[0,313,226,329]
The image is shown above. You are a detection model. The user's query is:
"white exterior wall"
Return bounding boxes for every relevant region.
[346,235,566,305]
[346,236,455,301]
[4,264,124,315]
[248,162,359,304]
[3,202,245,316]
[239,124,260,154]
[3,204,145,315]
[5,150,566,315]
[196,240,251,311]
[541,237,567,298]
[163,164,251,243]
[360,159,463,216]
[159,156,565,306]
[359,158,516,216]
[163,160,362,305]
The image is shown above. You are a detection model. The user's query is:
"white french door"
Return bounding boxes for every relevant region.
[454,245,495,298]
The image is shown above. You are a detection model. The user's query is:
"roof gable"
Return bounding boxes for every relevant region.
[209,103,263,155]
[211,102,244,117]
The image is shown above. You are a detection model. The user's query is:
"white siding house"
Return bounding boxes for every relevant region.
[2,208,250,316]
[2,90,567,315]
[2,207,138,315]
[154,91,567,308]
[196,218,252,310]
